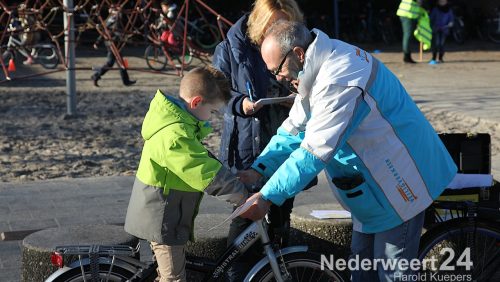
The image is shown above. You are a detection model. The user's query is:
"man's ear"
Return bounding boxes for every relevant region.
[293,46,306,63]
[189,96,203,109]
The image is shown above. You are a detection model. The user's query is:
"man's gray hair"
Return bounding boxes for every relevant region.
[264,20,312,56]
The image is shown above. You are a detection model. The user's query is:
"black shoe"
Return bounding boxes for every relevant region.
[124,80,136,86]
[91,75,99,87]
[403,53,416,64]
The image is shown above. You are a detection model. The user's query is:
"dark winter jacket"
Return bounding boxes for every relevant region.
[212,14,291,173]
[430,5,454,36]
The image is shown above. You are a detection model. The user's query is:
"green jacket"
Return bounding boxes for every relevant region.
[414,7,432,50]
[136,90,221,193]
[397,0,421,19]
[125,90,248,244]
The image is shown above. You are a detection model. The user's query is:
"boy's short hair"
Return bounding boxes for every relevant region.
[180,66,231,104]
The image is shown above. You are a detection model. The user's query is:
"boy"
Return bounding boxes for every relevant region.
[124,66,249,281]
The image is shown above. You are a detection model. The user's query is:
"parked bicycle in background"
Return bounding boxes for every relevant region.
[477,6,500,44]
[419,175,500,280]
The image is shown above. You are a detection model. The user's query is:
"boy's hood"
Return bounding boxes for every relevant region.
[141,90,212,140]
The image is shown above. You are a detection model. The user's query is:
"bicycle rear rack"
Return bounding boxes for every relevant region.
[55,244,137,257]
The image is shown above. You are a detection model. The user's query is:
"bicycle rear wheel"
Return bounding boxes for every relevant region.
[418,219,500,281]
[486,17,500,44]
[251,252,344,282]
[50,263,135,282]
[37,46,59,69]
[194,23,221,51]
[145,44,167,71]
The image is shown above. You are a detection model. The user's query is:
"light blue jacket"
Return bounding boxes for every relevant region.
[252,29,457,233]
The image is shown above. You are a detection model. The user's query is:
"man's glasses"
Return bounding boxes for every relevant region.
[271,49,294,76]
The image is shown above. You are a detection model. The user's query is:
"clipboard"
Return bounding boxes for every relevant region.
[254,94,296,107]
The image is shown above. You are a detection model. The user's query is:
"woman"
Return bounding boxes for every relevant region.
[212,0,310,280]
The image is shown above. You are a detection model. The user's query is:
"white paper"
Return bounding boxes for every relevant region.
[254,95,296,107]
[207,196,259,232]
[310,210,351,219]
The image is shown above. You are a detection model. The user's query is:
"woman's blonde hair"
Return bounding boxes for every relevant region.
[247,0,304,45]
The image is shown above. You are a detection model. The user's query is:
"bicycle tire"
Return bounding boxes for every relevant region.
[250,252,345,282]
[49,263,135,282]
[145,44,167,71]
[452,18,466,44]
[418,218,500,281]
[38,46,59,69]
[174,45,194,66]
[194,23,221,50]
[486,18,500,44]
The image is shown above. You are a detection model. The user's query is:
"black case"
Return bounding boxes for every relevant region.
[438,133,491,174]
[437,133,498,203]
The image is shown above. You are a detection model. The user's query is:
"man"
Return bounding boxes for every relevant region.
[239,20,457,281]
[397,0,422,63]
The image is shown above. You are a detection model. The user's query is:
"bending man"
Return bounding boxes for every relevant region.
[239,20,456,282]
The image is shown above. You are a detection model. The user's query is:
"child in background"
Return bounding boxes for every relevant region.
[7,4,39,65]
[154,0,181,46]
[124,66,249,282]
[429,0,454,64]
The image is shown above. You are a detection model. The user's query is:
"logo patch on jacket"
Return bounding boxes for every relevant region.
[354,47,370,63]
[385,159,418,202]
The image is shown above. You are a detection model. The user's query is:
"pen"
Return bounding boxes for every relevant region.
[245,81,254,102]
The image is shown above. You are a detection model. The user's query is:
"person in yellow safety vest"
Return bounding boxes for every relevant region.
[414,7,432,52]
[397,0,423,63]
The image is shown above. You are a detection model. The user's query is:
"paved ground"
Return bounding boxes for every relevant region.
[1,41,500,281]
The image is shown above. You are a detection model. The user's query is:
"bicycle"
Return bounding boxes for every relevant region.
[44,205,345,281]
[418,178,500,281]
[144,15,195,71]
[1,29,59,69]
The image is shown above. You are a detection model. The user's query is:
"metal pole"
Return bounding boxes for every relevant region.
[333,0,339,39]
[64,0,76,116]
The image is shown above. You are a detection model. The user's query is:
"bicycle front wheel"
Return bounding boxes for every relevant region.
[37,46,59,69]
[418,219,500,281]
[251,252,345,282]
[145,44,167,71]
[173,45,194,67]
[49,263,135,282]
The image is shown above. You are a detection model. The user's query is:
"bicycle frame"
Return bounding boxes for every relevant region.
[5,35,31,59]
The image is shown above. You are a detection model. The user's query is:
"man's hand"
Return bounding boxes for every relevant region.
[93,43,99,50]
[279,94,296,108]
[237,169,262,184]
[239,192,272,221]
[242,97,263,115]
